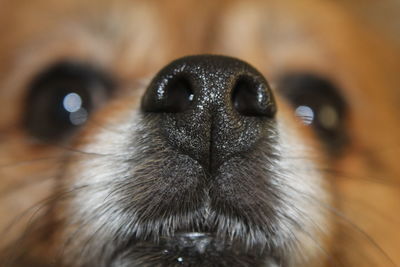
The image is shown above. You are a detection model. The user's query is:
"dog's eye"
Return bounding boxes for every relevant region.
[277,73,348,154]
[24,62,114,142]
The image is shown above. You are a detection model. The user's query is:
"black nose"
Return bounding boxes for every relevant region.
[141,55,276,172]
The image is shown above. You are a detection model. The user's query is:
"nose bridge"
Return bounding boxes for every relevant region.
[186,57,237,116]
[141,55,276,173]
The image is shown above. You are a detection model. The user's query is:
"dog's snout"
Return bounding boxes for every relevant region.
[141,55,276,172]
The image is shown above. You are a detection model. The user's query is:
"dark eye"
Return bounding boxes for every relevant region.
[24,62,114,142]
[277,73,348,154]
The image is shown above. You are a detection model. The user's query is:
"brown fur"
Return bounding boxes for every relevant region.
[0,0,399,266]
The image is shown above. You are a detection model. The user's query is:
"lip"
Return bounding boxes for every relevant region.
[161,232,219,255]
[118,232,282,267]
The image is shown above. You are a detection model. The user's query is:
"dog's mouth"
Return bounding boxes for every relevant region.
[101,150,289,266]
[105,151,286,264]
[112,232,281,266]
[58,55,325,266]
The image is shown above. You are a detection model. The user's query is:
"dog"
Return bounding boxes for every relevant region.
[0,0,399,266]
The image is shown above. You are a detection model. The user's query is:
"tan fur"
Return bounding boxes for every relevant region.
[0,0,399,266]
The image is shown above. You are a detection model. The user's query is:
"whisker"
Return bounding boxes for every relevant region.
[0,174,55,201]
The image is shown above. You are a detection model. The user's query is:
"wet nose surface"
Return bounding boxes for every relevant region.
[141,55,276,173]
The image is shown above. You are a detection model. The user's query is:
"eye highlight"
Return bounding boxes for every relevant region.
[24,61,114,142]
[277,73,348,154]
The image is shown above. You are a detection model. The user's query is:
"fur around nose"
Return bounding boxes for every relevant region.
[141,55,276,173]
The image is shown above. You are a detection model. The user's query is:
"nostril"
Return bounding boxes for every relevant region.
[231,76,276,117]
[142,75,194,113]
[140,55,277,171]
